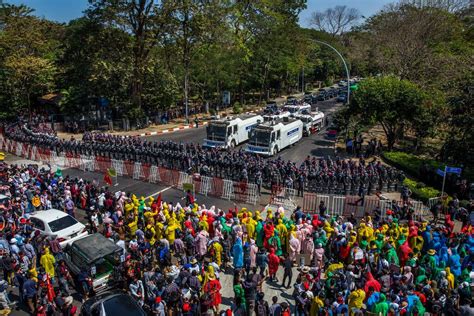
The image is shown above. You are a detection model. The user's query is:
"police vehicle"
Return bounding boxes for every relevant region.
[204,114,263,148]
[294,110,325,136]
[283,103,311,117]
[245,117,303,156]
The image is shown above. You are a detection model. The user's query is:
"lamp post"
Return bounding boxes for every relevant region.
[314,40,351,105]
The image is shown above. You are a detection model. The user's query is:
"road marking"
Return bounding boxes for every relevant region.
[146,186,173,199]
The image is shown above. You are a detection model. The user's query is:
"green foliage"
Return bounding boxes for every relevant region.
[232,102,243,114]
[383,151,442,176]
[403,178,440,202]
[351,76,425,149]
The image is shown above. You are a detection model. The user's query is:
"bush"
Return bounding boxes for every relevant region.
[209,108,216,116]
[233,102,243,114]
[403,178,440,203]
[383,151,443,177]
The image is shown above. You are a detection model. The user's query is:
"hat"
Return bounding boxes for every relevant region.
[427,249,436,255]
[155,296,162,303]
[301,266,310,273]
[9,238,16,244]
[190,258,198,264]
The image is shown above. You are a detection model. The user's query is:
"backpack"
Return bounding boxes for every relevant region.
[256,300,268,316]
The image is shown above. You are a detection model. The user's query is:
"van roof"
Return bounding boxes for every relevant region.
[71,234,120,263]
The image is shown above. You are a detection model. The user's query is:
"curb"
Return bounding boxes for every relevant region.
[137,122,209,137]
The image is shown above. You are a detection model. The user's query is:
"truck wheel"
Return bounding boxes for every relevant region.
[230,140,236,148]
[273,147,279,155]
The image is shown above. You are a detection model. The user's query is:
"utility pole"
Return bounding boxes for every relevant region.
[314,40,351,105]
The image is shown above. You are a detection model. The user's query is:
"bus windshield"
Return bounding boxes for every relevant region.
[250,130,271,147]
[207,124,227,141]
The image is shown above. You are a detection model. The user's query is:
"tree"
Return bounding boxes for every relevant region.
[87,0,166,115]
[351,76,425,150]
[0,4,63,116]
[310,5,361,36]
[399,0,470,12]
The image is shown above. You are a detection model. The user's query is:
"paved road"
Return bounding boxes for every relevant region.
[142,99,342,164]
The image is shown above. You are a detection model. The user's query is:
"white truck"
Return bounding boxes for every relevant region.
[204,114,263,148]
[245,117,303,156]
[283,103,311,116]
[294,111,325,136]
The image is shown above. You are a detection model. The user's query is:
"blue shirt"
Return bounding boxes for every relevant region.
[23,279,37,298]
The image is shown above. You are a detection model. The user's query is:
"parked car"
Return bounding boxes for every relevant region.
[29,209,88,248]
[81,290,146,316]
[337,93,347,103]
[63,233,123,293]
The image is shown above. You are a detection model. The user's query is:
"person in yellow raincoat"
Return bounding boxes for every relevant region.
[348,284,366,315]
[40,247,56,278]
[245,216,257,240]
[154,220,164,240]
[127,213,138,238]
[446,267,455,290]
[209,239,223,266]
[310,295,324,316]
[165,219,179,244]
[145,224,157,245]
[323,221,334,239]
[276,219,288,250]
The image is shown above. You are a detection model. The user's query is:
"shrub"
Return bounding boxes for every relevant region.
[209,108,216,116]
[383,151,443,177]
[403,178,440,203]
[233,102,243,114]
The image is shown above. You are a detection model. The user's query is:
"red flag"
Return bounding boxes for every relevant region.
[156,194,162,210]
[104,172,113,186]
[46,274,55,302]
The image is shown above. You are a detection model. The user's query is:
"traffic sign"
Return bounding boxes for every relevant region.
[445,166,462,175]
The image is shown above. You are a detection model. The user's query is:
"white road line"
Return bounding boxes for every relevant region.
[146,186,173,199]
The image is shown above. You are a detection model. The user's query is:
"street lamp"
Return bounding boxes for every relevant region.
[314,40,351,105]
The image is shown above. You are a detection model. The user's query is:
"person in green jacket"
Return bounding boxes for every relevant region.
[233,274,246,309]
[268,230,283,256]
[255,220,264,248]
[374,293,389,316]
[385,244,399,265]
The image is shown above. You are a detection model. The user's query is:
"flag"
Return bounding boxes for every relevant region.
[156,193,162,210]
[46,274,55,302]
[104,172,113,186]
[107,167,117,177]
[55,168,62,178]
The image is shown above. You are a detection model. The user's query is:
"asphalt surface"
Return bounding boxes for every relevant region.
[142,98,342,163]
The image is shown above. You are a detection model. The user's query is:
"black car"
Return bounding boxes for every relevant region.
[81,291,146,316]
[317,92,328,101]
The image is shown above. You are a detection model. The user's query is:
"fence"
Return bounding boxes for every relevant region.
[1,137,432,211]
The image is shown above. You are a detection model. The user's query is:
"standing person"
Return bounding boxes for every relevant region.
[268,249,280,283]
[269,296,282,316]
[23,273,37,314]
[194,116,199,128]
[255,292,269,316]
[281,256,293,289]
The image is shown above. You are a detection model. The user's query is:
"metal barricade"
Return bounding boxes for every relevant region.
[178,171,192,190]
[379,199,393,221]
[15,142,22,157]
[363,196,380,214]
[199,176,212,196]
[141,164,151,181]
[211,177,224,197]
[222,179,235,200]
[148,165,160,183]
[303,192,318,213]
[80,155,95,172]
[411,200,426,221]
[234,181,248,201]
[331,195,346,217]
[133,162,144,180]
[111,159,124,177]
[246,183,258,205]
[124,161,135,177]
[428,197,440,210]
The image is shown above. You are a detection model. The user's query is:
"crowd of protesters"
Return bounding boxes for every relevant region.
[3,122,407,198]
[0,159,471,315]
